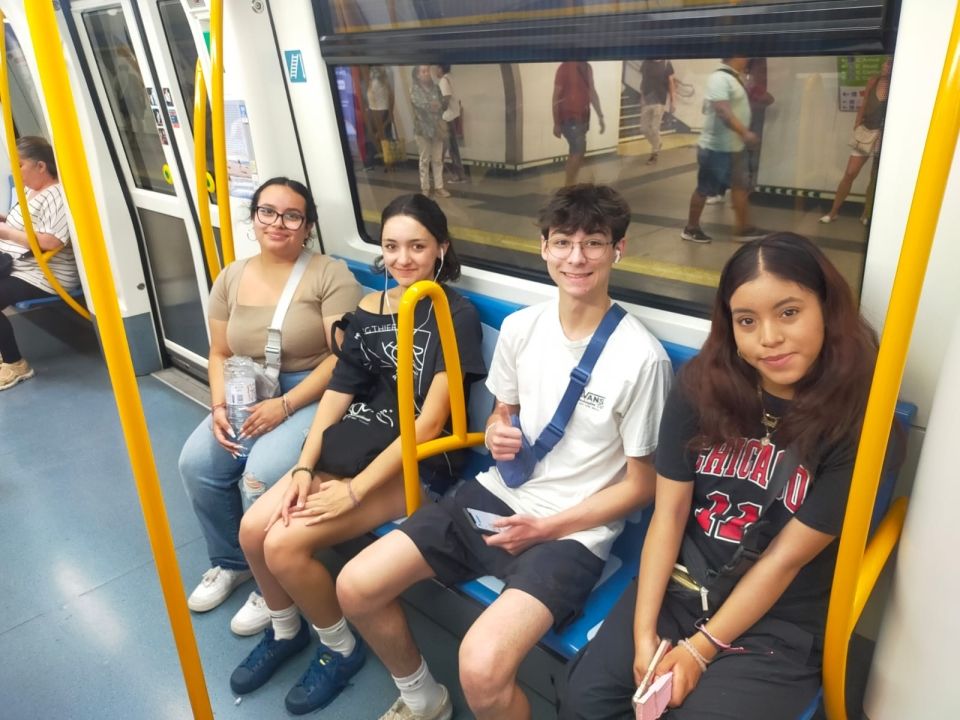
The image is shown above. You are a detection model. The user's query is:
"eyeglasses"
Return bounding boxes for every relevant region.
[255,205,306,230]
[545,237,614,260]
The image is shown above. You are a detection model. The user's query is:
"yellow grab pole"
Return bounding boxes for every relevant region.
[209,0,234,265]
[23,4,213,718]
[822,8,960,720]
[0,11,89,320]
[397,281,483,515]
[193,60,221,281]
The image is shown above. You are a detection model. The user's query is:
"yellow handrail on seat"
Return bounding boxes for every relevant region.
[397,281,484,516]
[23,3,212,718]
[193,60,221,281]
[822,6,960,720]
[208,0,234,266]
[0,11,90,321]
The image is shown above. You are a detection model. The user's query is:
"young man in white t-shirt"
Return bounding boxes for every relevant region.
[337,184,673,720]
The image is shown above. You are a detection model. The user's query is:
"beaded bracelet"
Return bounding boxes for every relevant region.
[346,479,360,508]
[678,638,709,673]
[281,394,292,419]
[292,466,313,479]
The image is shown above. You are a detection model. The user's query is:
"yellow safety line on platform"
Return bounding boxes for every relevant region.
[209,0,233,265]
[822,5,960,720]
[361,209,720,287]
[0,12,90,320]
[193,60,221,281]
[24,3,212,718]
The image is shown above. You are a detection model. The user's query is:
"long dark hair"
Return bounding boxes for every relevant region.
[374,193,462,283]
[682,233,878,460]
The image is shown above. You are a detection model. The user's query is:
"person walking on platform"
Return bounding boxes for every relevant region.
[820,58,891,225]
[639,60,676,165]
[179,177,361,635]
[0,136,77,391]
[411,65,450,198]
[681,57,763,244]
[553,61,606,186]
[338,184,672,720]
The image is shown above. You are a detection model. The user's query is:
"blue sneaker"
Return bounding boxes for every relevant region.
[230,619,310,695]
[284,638,367,715]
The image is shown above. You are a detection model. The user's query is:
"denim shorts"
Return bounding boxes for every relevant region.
[560,119,588,156]
[696,147,750,196]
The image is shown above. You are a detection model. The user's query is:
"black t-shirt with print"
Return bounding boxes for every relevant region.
[325,285,486,494]
[655,383,857,638]
[640,60,675,105]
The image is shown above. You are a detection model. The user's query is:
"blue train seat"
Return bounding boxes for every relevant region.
[341,258,915,681]
[13,286,84,311]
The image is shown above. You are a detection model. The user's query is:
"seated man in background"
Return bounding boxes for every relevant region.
[337,184,673,720]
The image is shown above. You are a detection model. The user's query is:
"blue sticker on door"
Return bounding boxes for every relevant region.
[284,50,306,83]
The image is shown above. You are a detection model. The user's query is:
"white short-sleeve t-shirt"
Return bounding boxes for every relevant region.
[476,301,673,559]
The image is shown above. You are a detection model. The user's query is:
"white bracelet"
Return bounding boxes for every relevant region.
[678,638,709,672]
[484,422,499,450]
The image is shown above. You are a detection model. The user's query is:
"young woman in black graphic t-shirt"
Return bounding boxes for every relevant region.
[230,194,485,715]
[560,233,878,720]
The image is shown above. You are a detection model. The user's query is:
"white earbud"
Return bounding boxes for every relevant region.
[615,250,621,263]
[440,248,445,262]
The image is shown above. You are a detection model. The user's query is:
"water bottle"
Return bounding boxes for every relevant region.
[224,355,257,458]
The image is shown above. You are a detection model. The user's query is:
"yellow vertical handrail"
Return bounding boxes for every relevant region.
[822,6,960,720]
[23,4,213,719]
[193,60,221,281]
[397,281,484,515]
[209,0,234,265]
[0,11,89,320]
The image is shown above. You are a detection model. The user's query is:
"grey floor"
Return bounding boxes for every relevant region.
[0,310,559,719]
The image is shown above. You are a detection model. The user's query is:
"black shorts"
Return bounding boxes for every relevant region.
[398,481,605,630]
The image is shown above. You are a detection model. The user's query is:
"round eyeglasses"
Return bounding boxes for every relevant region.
[545,237,614,260]
[255,205,306,230]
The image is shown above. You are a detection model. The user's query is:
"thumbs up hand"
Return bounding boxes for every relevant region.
[485,403,523,461]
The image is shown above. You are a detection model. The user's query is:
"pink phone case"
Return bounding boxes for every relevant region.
[633,672,673,720]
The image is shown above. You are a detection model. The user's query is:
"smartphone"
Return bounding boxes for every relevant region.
[463,507,504,535]
[632,672,672,720]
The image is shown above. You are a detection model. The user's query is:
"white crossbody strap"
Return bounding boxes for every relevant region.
[264,250,311,378]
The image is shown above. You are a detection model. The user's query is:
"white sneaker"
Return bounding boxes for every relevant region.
[187,566,252,612]
[818,214,835,224]
[705,194,725,205]
[380,685,452,720]
[230,591,270,636]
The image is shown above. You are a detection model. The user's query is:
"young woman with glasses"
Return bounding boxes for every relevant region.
[178,177,362,636]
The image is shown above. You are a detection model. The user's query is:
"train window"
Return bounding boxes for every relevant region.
[322,0,808,34]
[337,56,891,315]
[156,0,217,203]
[3,26,47,138]
[82,8,173,196]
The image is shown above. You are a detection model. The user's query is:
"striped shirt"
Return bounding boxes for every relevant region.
[0,183,78,293]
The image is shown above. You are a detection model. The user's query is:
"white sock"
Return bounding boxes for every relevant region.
[393,657,444,715]
[269,604,300,640]
[314,617,357,657]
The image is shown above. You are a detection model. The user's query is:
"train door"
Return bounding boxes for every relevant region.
[71,0,211,368]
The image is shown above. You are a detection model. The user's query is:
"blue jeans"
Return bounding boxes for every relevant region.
[179,371,317,570]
